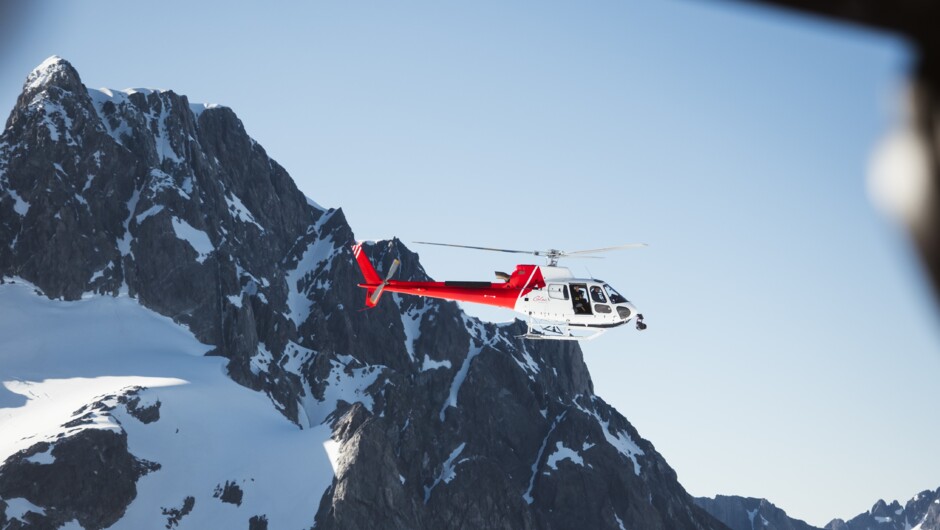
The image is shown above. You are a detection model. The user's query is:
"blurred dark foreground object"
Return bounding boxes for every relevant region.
[732,0,940,310]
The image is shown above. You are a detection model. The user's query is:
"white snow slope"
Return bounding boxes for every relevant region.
[0,280,335,529]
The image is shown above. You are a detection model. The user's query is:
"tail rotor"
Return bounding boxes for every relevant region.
[368,258,400,306]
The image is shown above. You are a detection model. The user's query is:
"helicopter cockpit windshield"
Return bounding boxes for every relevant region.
[604,284,628,304]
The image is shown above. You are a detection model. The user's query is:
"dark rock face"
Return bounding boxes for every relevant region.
[161,496,195,529]
[0,57,727,530]
[119,387,161,424]
[0,430,159,530]
[695,495,822,530]
[248,514,268,530]
[825,488,940,530]
[213,481,244,506]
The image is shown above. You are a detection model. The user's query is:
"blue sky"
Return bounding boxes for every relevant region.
[3,1,939,526]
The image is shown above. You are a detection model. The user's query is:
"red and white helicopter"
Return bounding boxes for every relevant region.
[352,241,647,341]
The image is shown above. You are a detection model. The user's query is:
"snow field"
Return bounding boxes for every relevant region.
[0,282,337,529]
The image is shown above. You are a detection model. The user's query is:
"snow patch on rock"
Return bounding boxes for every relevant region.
[439,344,482,421]
[301,358,383,427]
[171,217,214,264]
[284,213,339,327]
[8,188,29,216]
[421,355,452,372]
[224,192,263,232]
[546,441,584,470]
[424,442,467,503]
[3,497,45,523]
[574,397,645,475]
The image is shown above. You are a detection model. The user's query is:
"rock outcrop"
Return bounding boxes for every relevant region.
[695,495,821,530]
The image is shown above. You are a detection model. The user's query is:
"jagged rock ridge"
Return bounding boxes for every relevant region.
[825,488,940,530]
[695,488,940,530]
[694,495,821,530]
[0,56,726,529]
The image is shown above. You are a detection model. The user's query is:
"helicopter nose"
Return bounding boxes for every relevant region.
[616,304,635,320]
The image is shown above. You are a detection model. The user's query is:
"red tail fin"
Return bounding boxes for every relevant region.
[352,243,381,285]
[352,243,383,307]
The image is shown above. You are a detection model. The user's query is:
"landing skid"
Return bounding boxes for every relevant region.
[520,319,608,341]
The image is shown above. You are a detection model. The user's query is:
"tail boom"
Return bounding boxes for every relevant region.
[351,243,544,310]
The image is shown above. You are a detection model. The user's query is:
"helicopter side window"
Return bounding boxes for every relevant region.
[570,283,592,315]
[590,285,607,303]
[604,284,628,304]
[548,284,569,300]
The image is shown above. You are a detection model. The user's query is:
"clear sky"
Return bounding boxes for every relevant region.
[3,1,939,526]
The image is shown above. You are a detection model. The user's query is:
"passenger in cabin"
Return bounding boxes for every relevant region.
[590,285,607,303]
[572,285,591,315]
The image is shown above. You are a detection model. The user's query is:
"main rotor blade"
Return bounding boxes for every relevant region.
[564,243,648,255]
[413,241,537,255]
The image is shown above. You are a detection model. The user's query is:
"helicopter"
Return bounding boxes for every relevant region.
[351,241,647,341]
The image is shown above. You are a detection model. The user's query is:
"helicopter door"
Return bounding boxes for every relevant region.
[570,283,592,315]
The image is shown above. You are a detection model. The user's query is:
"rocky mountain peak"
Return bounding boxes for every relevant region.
[22,55,83,95]
[870,499,901,518]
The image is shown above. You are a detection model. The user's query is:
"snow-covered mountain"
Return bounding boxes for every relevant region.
[825,488,940,530]
[694,488,940,530]
[0,56,727,529]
